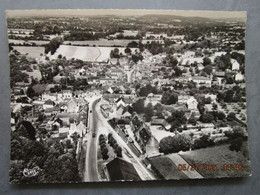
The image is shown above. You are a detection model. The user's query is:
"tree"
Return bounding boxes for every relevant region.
[131,53,143,63]
[115,146,122,157]
[229,137,243,152]
[189,113,197,125]
[101,147,109,160]
[132,98,145,114]
[159,134,192,154]
[110,48,120,58]
[192,134,214,149]
[203,57,211,66]
[45,37,63,55]
[203,65,212,75]
[139,84,157,97]
[124,47,132,54]
[173,67,183,77]
[70,132,80,144]
[227,112,236,121]
[200,113,214,123]
[217,111,226,120]
[26,86,36,98]
[144,103,154,122]
[161,91,178,105]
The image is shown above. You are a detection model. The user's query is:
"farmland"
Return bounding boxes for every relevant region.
[50,45,138,62]
[13,46,44,59]
[149,155,189,180]
[179,144,251,178]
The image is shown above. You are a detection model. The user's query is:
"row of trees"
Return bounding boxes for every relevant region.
[107,133,122,157]
[99,134,109,160]
[159,133,216,154]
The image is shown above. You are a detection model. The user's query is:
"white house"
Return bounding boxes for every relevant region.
[235,72,244,81]
[43,100,55,110]
[63,90,73,99]
[187,97,198,110]
[191,76,212,87]
[42,93,57,101]
[231,59,240,71]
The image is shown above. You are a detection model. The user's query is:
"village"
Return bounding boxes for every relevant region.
[7,12,251,183]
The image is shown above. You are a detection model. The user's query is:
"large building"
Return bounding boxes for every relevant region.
[105,157,141,181]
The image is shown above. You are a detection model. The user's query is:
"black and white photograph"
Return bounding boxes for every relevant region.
[6,9,251,184]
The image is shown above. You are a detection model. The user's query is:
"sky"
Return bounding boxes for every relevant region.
[6,9,246,20]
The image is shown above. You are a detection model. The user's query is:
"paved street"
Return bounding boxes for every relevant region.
[84,97,100,182]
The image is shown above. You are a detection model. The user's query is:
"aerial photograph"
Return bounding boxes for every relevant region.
[6,9,251,184]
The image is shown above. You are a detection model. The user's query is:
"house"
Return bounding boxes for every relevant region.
[42,92,57,101]
[231,59,240,70]
[43,100,55,110]
[151,118,171,131]
[110,69,124,79]
[63,90,73,99]
[121,105,133,119]
[178,95,190,104]
[116,97,126,107]
[146,93,163,106]
[187,97,198,110]
[116,104,125,116]
[235,72,244,81]
[130,114,152,151]
[59,127,69,139]
[191,76,212,87]
[105,157,141,181]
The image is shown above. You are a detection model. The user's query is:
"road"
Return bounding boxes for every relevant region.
[84,97,100,182]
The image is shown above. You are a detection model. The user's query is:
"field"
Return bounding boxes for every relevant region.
[13,46,44,59]
[149,155,189,180]
[179,144,251,178]
[51,45,137,62]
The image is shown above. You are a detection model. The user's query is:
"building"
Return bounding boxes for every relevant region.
[105,157,141,181]
[191,76,212,87]
[186,97,198,110]
[231,59,240,70]
[130,114,152,152]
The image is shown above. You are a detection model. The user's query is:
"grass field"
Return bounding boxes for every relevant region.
[13,46,44,59]
[179,144,251,178]
[149,156,189,180]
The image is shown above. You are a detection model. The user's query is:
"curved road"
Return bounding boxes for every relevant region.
[84,97,100,182]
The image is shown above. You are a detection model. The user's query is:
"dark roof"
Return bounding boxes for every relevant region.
[131,115,142,130]
[139,128,151,145]
[106,157,141,181]
[16,121,36,140]
[115,97,124,103]
[122,105,133,115]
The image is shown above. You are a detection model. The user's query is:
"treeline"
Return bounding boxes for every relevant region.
[64,31,105,41]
